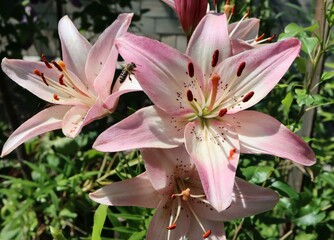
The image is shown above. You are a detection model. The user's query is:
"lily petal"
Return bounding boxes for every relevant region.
[86,13,133,100]
[89,172,160,208]
[224,110,316,166]
[1,105,70,157]
[187,13,231,79]
[141,145,194,193]
[228,18,260,41]
[116,33,205,116]
[147,197,191,240]
[62,105,90,138]
[58,16,91,82]
[195,177,279,221]
[1,58,88,105]
[215,38,301,113]
[184,120,239,212]
[93,106,185,152]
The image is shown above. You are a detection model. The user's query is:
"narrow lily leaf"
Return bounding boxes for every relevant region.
[281,91,294,116]
[91,204,108,240]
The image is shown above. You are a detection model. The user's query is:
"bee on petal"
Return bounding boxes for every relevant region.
[118,62,136,83]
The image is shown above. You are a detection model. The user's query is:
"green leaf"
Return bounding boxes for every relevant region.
[279,23,304,39]
[92,205,108,240]
[271,181,299,199]
[301,37,318,56]
[50,226,67,240]
[294,212,326,226]
[240,166,274,184]
[281,92,293,116]
[128,230,147,240]
[319,172,334,187]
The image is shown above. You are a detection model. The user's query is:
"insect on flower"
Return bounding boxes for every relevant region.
[118,62,137,83]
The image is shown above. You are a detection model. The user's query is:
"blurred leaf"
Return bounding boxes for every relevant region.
[301,37,318,57]
[129,230,147,240]
[281,92,293,116]
[92,204,108,240]
[50,226,67,240]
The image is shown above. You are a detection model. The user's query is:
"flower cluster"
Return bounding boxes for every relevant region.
[1,0,316,239]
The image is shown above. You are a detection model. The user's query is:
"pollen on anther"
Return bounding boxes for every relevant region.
[166,223,177,230]
[211,49,219,67]
[58,60,66,69]
[188,62,194,78]
[242,91,254,102]
[219,108,228,117]
[228,148,236,160]
[187,90,194,102]
[268,34,276,42]
[53,94,60,101]
[33,69,42,76]
[202,229,212,238]
[255,33,265,42]
[237,62,246,77]
[52,60,63,71]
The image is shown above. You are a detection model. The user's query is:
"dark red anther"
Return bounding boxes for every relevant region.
[59,74,66,86]
[202,229,212,238]
[226,0,230,5]
[53,94,60,101]
[41,73,49,86]
[268,34,276,42]
[232,5,236,15]
[188,62,194,78]
[166,223,177,230]
[52,60,63,71]
[187,89,194,102]
[255,33,265,42]
[237,62,246,77]
[242,91,254,102]
[171,194,177,199]
[219,108,228,117]
[211,49,219,67]
[41,54,52,69]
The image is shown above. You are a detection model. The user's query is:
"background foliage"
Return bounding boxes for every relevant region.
[0,0,333,239]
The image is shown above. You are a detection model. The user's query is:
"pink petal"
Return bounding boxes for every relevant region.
[93,106,185,152]
[104,81,142,112]
[62,105,90,137]
[215,38,301,113]
[195,177,279,221]
[224,111,316,166]
[147,197,191,240]
[86,13,133,100]
[184,120,239,212]
[89,172,160,208]
[228,18,260,41]
[141,145,194,192]
[230,39,254,55]
[186,13,231,79]
[58,16,91,83]
[116,33,205,116]
[1,105,70,157]
[1,58,88,105]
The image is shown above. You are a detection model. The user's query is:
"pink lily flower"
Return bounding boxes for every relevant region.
[89,146,279,240]
[93,13,316,211]
[1,13,141,157]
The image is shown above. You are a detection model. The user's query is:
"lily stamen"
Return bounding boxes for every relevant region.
[252,34,276,45]
[229,9,251,38]
[207,73,220,112]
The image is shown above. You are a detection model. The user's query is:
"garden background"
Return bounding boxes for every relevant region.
[0,0,333,239]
